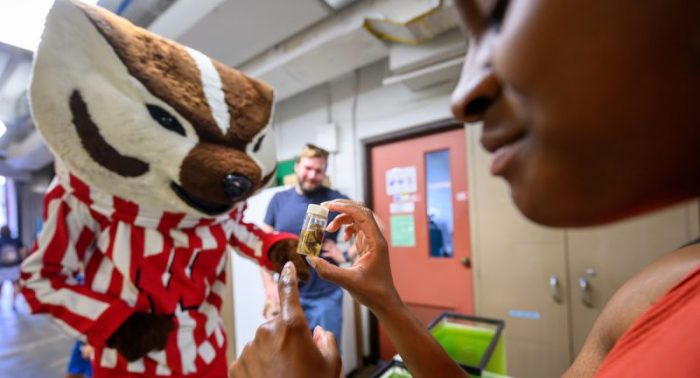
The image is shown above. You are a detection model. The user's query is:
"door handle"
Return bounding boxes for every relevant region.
[549,274,561,303]
[578,276,592,307]
[460,256,471,268]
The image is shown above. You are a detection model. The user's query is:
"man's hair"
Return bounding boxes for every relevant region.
[296,143,329,163]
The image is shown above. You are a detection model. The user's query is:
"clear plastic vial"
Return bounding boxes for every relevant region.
[296,204,329,257]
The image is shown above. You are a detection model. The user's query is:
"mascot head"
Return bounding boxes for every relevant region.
[30,0,277,217]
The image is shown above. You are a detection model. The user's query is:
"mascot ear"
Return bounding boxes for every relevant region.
[30,0,133,160]
[31,0,152,183]
[32,0,122,97]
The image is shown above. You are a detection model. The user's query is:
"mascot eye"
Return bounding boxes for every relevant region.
[253,134,265,152]
[147,104,186,136]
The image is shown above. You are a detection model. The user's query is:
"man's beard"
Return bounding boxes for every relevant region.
[298,176,322,196]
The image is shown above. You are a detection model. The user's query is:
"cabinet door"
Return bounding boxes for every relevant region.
[567,200,700,355]
[468,128,572,378]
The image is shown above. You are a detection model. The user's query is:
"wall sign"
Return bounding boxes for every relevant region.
[389,201,415,214]
[390,215,416,247]
[386,166,417,196]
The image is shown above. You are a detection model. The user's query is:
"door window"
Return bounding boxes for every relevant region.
[425,150,454,258]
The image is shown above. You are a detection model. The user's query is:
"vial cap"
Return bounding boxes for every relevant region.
[307,204,329,218]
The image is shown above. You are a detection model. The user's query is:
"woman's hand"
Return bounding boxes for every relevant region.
[308,199,402,315]
[307,200,468,378]
[321,239,346,264]
[229,262,341,378]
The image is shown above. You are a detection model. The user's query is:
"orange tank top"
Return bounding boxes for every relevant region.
[596,261,700,376]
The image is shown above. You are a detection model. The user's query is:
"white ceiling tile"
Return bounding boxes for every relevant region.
[176,0,330,67]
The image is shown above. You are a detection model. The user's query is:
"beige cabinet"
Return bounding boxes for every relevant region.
[466,127,699,378]
[567,207,699,356]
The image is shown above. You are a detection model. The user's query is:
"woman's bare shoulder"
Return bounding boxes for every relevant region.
[564,241,700,377]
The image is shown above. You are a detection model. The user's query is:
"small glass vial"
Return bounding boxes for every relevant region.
[297,204,329,257]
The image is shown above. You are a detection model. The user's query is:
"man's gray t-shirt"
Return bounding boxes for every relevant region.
[264,186,348,297]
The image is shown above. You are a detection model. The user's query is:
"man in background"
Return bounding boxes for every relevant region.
[259,144,354,347]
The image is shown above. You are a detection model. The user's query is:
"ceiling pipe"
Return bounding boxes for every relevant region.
[318,0,358,12]
[148,0,227,40]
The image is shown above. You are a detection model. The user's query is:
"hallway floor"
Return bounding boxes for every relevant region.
[0,281,71,377]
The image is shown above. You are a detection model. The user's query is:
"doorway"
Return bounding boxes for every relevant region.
[366,123,472,360]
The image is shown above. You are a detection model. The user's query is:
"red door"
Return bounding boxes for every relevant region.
[370,127,472,359]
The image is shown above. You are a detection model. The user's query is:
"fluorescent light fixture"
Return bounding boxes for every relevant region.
[363,0,458,45]
[0,0,99,52]
[322,0,357,11]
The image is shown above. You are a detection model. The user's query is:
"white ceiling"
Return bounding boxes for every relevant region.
[99,0,175,27]
[0,0,457,180]
[174,0,333,67]
[0,0,352,123]
[0,0,344,179]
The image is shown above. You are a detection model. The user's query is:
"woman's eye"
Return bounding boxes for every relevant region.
[146,104,186,136]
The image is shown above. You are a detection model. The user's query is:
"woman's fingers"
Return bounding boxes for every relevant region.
[326,213,354,233]
[308,255,354,288]
[322,200,383,241]
[344,225,357,242]
[312,326,341,372]
[278,262,305,324]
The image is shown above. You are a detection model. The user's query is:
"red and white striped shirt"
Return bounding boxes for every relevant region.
[21,173,294,377]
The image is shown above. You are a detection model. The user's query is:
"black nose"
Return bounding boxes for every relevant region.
[222,174,252,200]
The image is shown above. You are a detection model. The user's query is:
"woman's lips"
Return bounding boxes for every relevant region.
[487,134,526,176]
[482,129,527,176]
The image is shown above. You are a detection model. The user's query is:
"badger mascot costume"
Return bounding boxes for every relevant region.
[20,0,308,376]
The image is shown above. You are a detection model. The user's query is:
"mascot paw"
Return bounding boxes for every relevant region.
[269,239,311,281]
[106,312,174,362]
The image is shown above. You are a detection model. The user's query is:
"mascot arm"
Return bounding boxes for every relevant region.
[229,218,311,281]
[20,187,137,348]
[228,217,295,270]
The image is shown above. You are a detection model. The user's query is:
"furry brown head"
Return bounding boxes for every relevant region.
[31,0,278,216]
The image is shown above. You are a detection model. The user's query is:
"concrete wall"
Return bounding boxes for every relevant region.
[273,59,457,200]
[16,166,53,247]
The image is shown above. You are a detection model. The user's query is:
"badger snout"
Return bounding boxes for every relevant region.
[177,142,263,215]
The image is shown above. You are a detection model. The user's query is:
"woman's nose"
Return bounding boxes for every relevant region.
[451,66,501,123]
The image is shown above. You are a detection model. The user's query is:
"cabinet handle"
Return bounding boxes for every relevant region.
[549,274,561,303]
[578,277,592,307]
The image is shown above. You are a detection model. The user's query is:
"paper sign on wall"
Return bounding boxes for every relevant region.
[390,215,416,247]
[386,166,417,196]
[390,201,415,214]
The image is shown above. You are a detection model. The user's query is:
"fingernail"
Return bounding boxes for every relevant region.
[280,262,294,285]
[320,201,329,207]
[305,256,316,268]
[282,261,294,276]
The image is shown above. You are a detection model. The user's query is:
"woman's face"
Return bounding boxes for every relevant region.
[451,0,700,226]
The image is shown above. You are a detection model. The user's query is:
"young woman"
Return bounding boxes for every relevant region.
[229,1,700,376]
